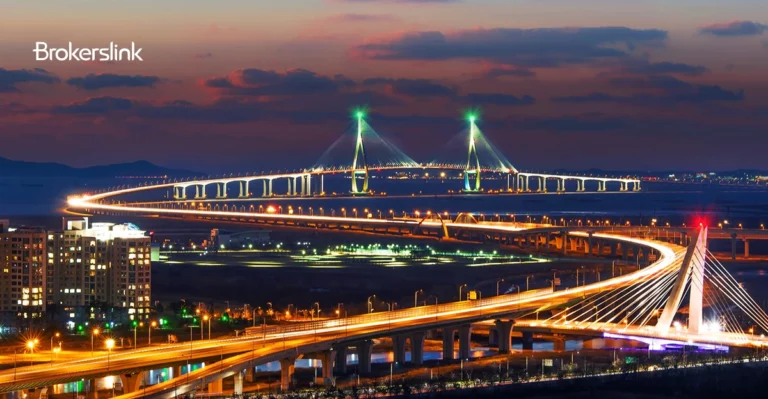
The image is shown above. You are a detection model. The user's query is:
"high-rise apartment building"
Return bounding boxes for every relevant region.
[47,218,152,322]
[0,220,47,325]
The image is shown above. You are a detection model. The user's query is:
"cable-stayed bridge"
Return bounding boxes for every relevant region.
[131,111,641,200]
[52,193,768,398]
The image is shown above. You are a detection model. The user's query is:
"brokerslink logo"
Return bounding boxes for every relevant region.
[34,42,143,62]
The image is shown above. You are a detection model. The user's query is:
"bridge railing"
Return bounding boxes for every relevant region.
[246,287,553,337]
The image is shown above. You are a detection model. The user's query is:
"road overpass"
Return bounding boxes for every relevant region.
[5,193,702,398]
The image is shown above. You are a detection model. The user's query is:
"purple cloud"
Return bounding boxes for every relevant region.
[483,68,536,79]
[700,21,766,36]
[353,27,667,67]
[552,76,744,105]
[463,93,535,106]
[363,77,455,97]
[0,68,60,93]
[66,74,164,90]
[617,60,708,76]
[326,13,398,23]
[203,68,354,96]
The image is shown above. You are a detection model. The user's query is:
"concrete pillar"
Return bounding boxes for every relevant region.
[246,366,256,383]
[356,340,373,374]
[173,365,183,378]
[587,233,593,256]
[411,331,425,365]
[320,350,336,386]
[233,371,244,396]
[494,320,514,354]
[207,377,223,394]
[458,325,472,360]
[561,233,568,254]
[279,356,297,391]
[442,326,456,360]
[334,346,347,374]
[392,335,408,365]
[522,331,534,350]
[622,243,629,261]
[262,180,267,197]
[120,372,144,393]
[88,378,98,399]
[553,339,565,351]
[546,233,552,252]
[488,329,498,346]
[731,233,737,260]
[610,242,617,257]
[744,238,750,258]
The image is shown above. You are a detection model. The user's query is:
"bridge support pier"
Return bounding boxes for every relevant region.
[239,181,250,198]
[246,366,256,382]
[319,350,336,386]
[587,233,594,256]
[207,377,223,394]
[458,325,472,360]
[553,337,566,351]
[120,372,144,394]
[194,184,206,199]
[393,334,408,365]
[744,238,750,258]
[216,182,227,198]
[522,331,534,350]
[334,346,347,374]
[357,340,373,374]
[280,356,297,391]
[233,370,244,396]
[731,233,737,260]
[494,320,514,354]
[442,327,456,360]
[87,379,98,399]
[562,232,569,254]
[411,331,425,365]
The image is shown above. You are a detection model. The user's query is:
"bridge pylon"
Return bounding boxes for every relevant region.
[351,110,369,195]
[464,116,481,193]
[656,226,708,335]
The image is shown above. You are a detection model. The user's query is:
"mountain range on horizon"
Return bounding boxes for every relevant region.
[0,156,199,178]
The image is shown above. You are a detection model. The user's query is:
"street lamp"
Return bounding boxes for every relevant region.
[51,332,60,361]
[202,315,210,340]
[526,275,534,291]
[105,338,115,369]
[91,328,100,356]
[367,295,376,313]
[459,284,467,301]
[26,339,38,366]
[414,289,423,307]
[149,321,157,345]
[496,278,504,296]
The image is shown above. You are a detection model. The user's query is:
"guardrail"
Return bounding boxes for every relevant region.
[245,287,554,337]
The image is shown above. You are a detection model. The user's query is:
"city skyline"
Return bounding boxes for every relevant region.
[2,1,768,172]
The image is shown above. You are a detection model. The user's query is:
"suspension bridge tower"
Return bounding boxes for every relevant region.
[464,114,482,193]
[351,110,369,195]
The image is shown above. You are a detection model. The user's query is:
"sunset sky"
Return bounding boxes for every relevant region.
[2,0,767,172]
